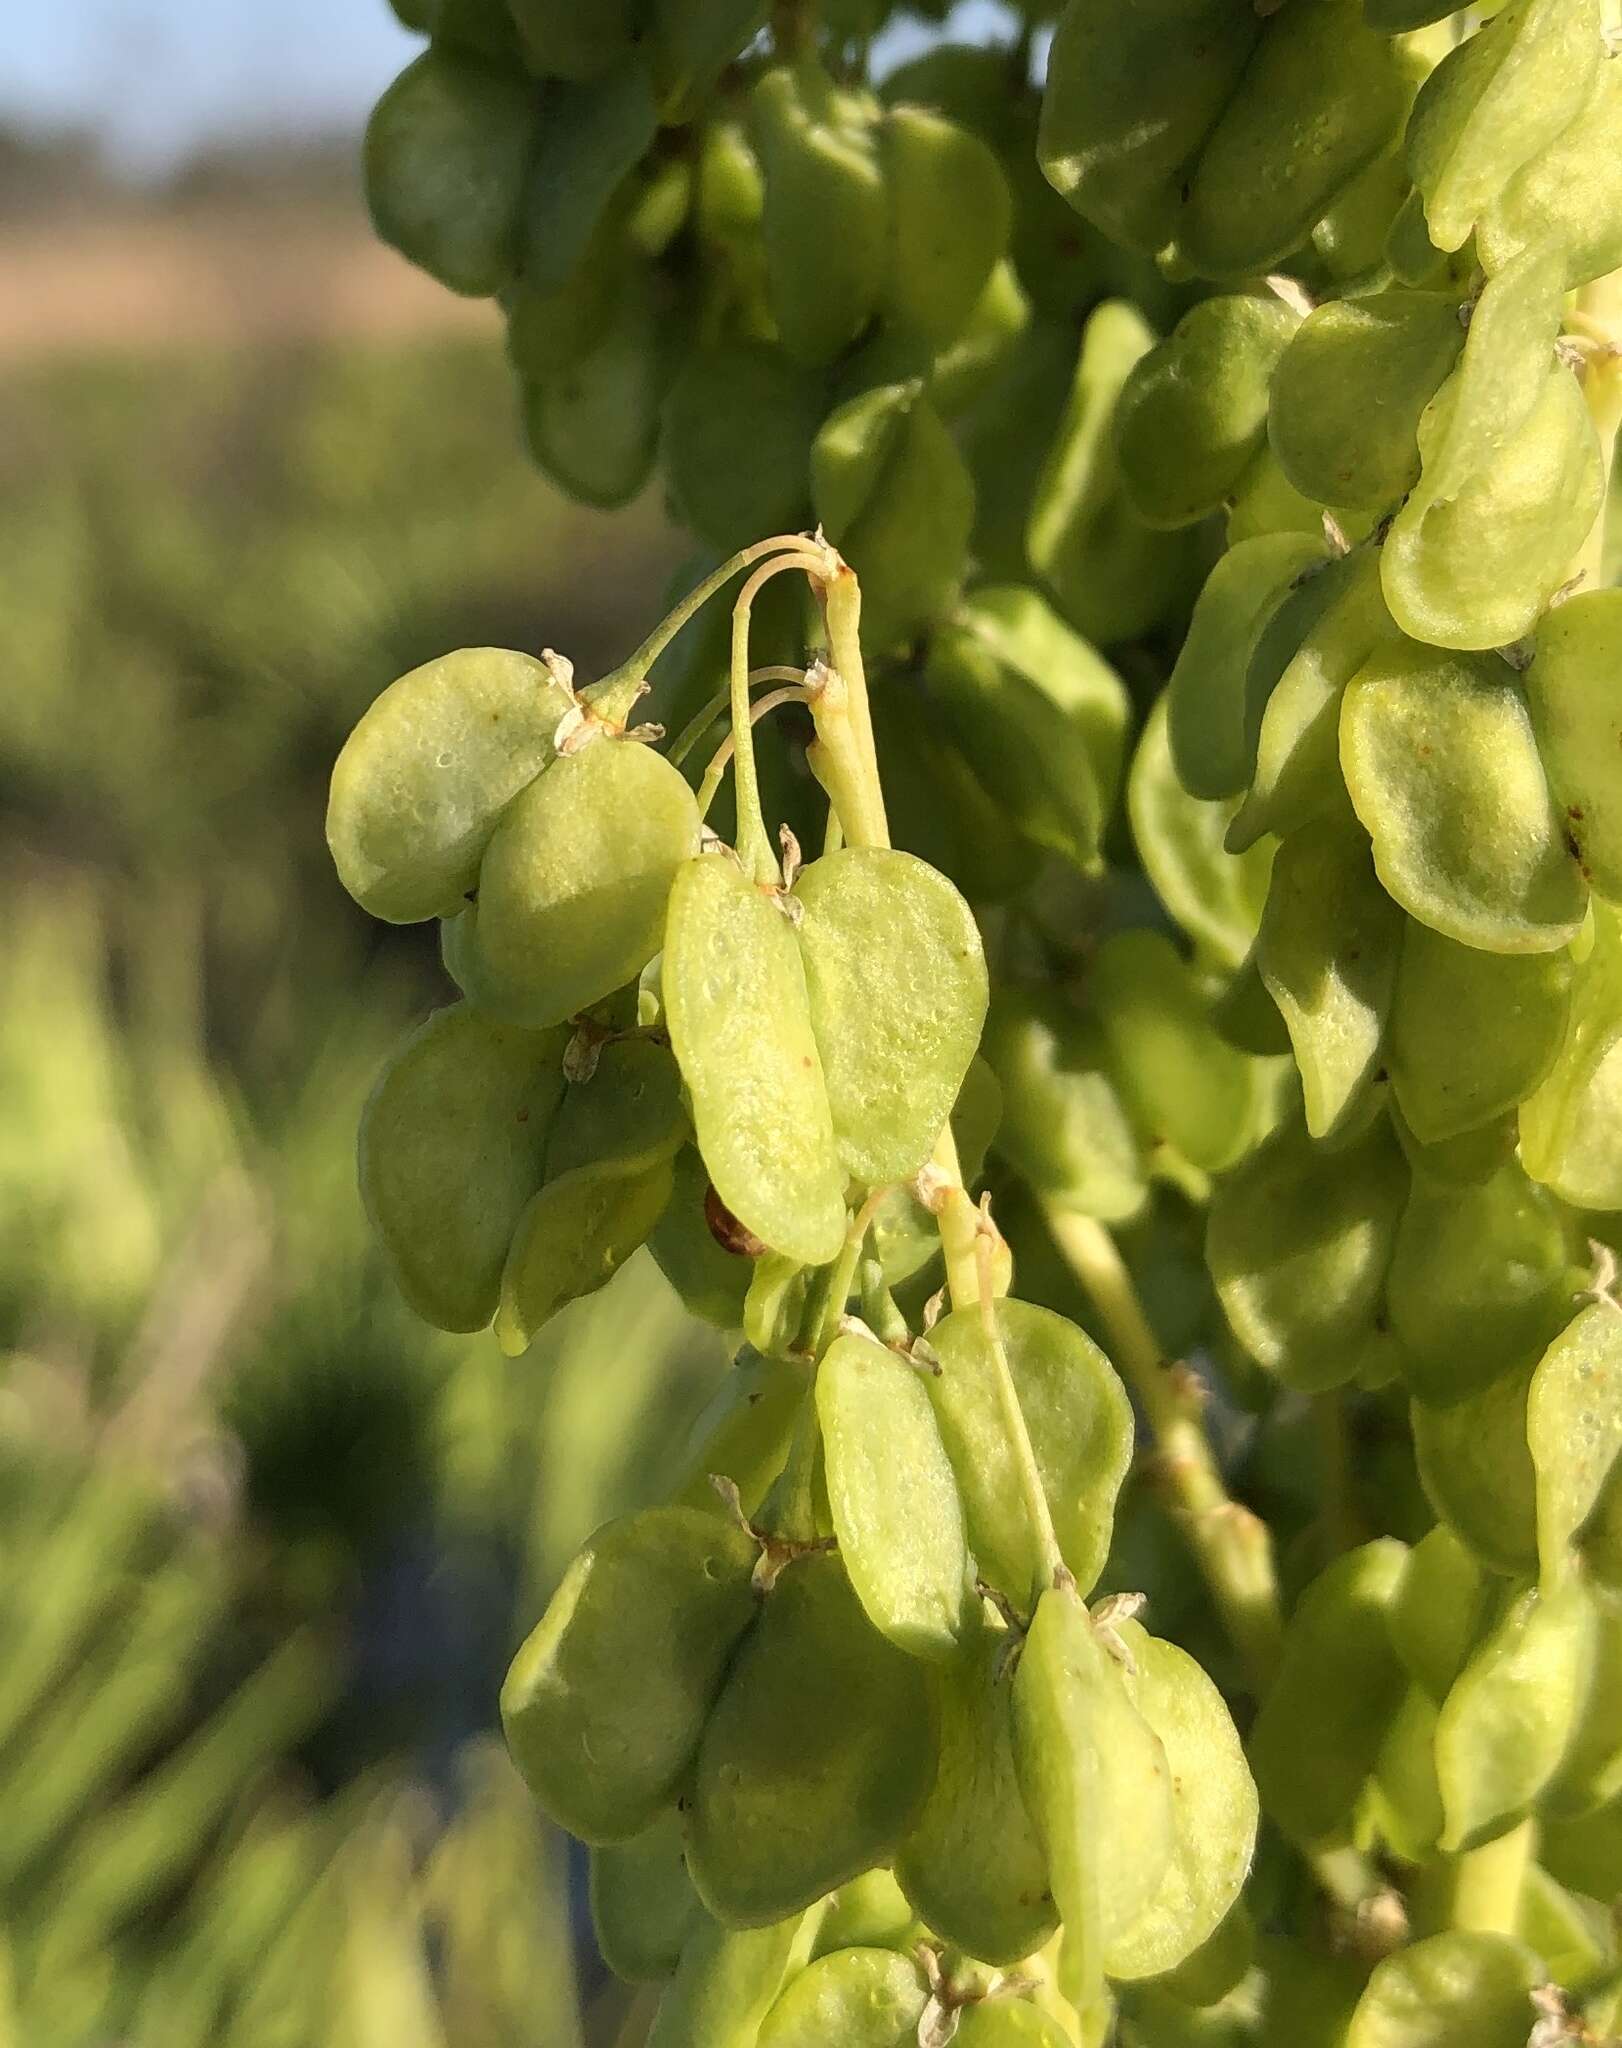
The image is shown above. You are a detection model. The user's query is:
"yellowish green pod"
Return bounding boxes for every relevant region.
[589,1810,699,1983]
[1528,591,1622,906]
[756,1946,927,2048]
[495,1152,676,1354]
[1412,1361,1540,1577]
[1479,55,1622,288]
[1346,1930,1543,2048]
[647,1909,820,2048]
[880,104,1011,346]
[1388,1524,1490,1705]
[1520,905,1622,1211]
[1528,1304,1622,1595]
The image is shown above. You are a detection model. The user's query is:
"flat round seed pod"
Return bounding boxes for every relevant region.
[668,1350,807,1519]
[1104,1621,1258,1982]
[1256,819,1401,1142]
[1478,54,1622,288]
[1341,641,1587,954]
[364,49,537,296]
[663,854,847,1270]
[817,1331,971,1663]
[495,1152,676,1355]
[1011,1586,1174,2035]
[687,1552,936,1927]
[590,1810,699,1983]
[1520,905,1622,1210]
[1388,1525,1490,1705]
[1528,591,1622,906]
[895,1620,1058,1966]
[953,2003,1074,2048]
[926,1299,1134,1607]
[328,647,573,924]
[1369,1683,1445,1865]
[880,104,1012,346]
[1433,1579,1594,1852]
[1412,1362,1540,1577]
[506,0,639,79]
[545,1036,687,1179]
[1528,1303,1622,1594]
[1249,1539,1409,1848]
[793,847,986,1188]
[660,343,823,555]
[647,1910,819,2048]
[501,1505,760,1844]
[477,739,702,1031]
[811,1869,918,1957]
[1390,921,1574,1145]
[1346,1930,1544,2048]
[756,1947,928,2048]
[358,1003,566,1332]
[520,266,674,508]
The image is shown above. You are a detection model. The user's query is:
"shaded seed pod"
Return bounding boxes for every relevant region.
[927,259,1034,417]
[959,317,1078,584]
[590,1810,700,1983]
[506,0,641,80]
[1249,1540,1408,1847]
[494,1151,676,1353]
[667,1348,806,1517]
[647,1147,758,1331]
[1388,1524,1491,1706]
[475,738,702,1031]
[811,380,974,652]
[1113,295,1301,531]
[358,1004,566,1333]
[686,1552,936,1927]
[1411,1359,1540,1577]
[648,0,772,122]
[811,1869,919,1957]
[521,265,677,508]
[756,1945,928,2048]
[660,342,823,554]
[364,50,538,297]
[500,1504,759,1843]
[879,104,1012,346]
[328,647,574,925]
[546,1035,687,1179]
[519,64,660,296]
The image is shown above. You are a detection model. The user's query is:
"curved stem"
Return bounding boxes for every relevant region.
[668,666,809,769]
[613,536,817,691]
[695,685,816,821]
[729,553,824,879]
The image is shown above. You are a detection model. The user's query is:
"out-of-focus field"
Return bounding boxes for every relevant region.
[0,166,712,2046]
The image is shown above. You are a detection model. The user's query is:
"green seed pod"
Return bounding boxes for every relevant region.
[927,259,1034,417]
[364,50,537,296]
[811,380,974,651]
[1224,444,1328,545]
[1256,818,1400,1143]
[546,1036,686,1179]
[1435,1579,1595,1851]
[751,60,887,367]
[982,989,1147,1224]
[811,1869,918,1957]
[1308,132,1410,280]
[506,0,640,80]
[1092,928,1260,1174]
[648,1148,757,1330]
[1521,905,1622,1210]
[518,63,660,295]
[1114,295,1300,531]
[1166,535,1328,803]
[1182,0,1409,281]
[1011,1586,1175,2033]
[1341,641,1587,954]
[1412,1360,1540,1577]
[422,0,525,61]
[1528,1303,1622,1595]
[1128,695,1274,975]
[1347,1930,1543,2048]
[953,2003,1074,2048]
[358,1004,566,1333]
[816,1330,972,1663]
[1544,1590,1622,1820]
[894,1620,1057,1965]
[327,647,574,925]
[1364,0,1457,25]
[589,1810,700,1983]
[1268,293,1464,513]
[1386,1165,1574,1406]
[1405,0,1601,254]
[756,1946,927,2048]
[1479,56,1622,288]
[660,343,822,555]
[495,1152,676,1354]
[1518,1861,1618,1991]
[1389,920,1574,1145]
[521,266,675,508]
[794,847,987,1188]
[1388,1524,1490,1705]
[647,1910,820,2048]
[879,105,1011,346]
[1368,1684,1444,1863]
[742,1253,811,1362]
[1528,591,1622,906]
[476,739,702,1032]
[501,1505,760,1844]
[1422,246,1564,504]
[1213,944,1292,1059]
[664,854,847,1269]
[926,1299,1134,1607]
[960,316,1077,584]
[1207,1107,1408,1393]
[868,1057,1002,1289]
[1037,0,1259,257]
[668,1349,806,1516]
[1249,1540,1408,1847]
[687,1553,936,1927]
[1026,300,1201,648]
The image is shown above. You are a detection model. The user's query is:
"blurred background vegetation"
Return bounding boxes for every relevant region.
[0,81,732,2043]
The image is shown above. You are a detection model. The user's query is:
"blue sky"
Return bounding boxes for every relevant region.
[1,1,1009,173]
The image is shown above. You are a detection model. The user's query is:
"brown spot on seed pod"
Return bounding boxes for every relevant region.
[704,1184,766,1259]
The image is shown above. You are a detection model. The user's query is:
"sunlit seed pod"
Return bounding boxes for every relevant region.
[811,1868,918,1958]
[1308,133,1410,280]
[756,1945,928,2048]
[505,0,640,80]
[495,1152,676,1354]
[1113,295,1300,531]
[1181,0,1410,281]
[476,738,702,1031]
[1528,1303,1622,1596]
[880,104,1012,346]
[1543,1590,1622,1821]
[1520,905,1622,1211]
[925,1299,1134,1609]
[1405,0,1601,253]
[590,1810,700,1983]
[1268,293,1464,513]
[660,343,823,555]
[1257,818,1402,1142]
[1517,1862,1618,1993]
[1527,592,1622,907]
[1368,1683,1444,1863]
[358,1003,566,1333]
[952,2002,1075,2048]
[1223,443,1329,546]
[1388,1524,1490,1705]
[647,1908,820,2048]
[1341,640,1587,953]
[1348,1930,1545,2048]
[364,49,538,297]
[894,1619,1058,1966]
[686,1552,936,1927]
[742,1253,812,1362]
[1206,1106,1408,1393]
[1389,918,1575,1145]
[1478,54,1622,287]
[501,1505,759,1844]
[327,647,574,925]
[1420,245,1564,502]
[1434,1578,1595,1851]
[1411,1360,1540,1578]
[521,266,676,508]
[1249,1539,1409,1848]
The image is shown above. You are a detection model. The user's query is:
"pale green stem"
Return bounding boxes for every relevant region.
[729,553,824,878]
[695,686,816,821]
[1449,1820,1535,1938]
[668,665,809,769]
[976,1245,1069,1599]
[609,535,816,696]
